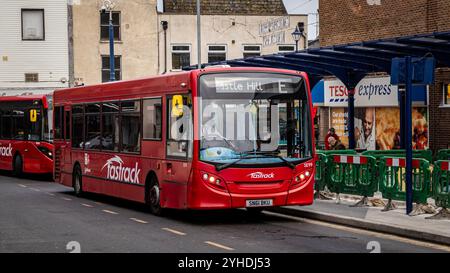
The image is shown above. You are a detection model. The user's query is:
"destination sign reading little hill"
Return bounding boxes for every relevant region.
[214,77,296,94]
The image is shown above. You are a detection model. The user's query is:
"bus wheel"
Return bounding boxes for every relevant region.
[12,155,23,177]
[147,178,163,216]
[73,166,83,197]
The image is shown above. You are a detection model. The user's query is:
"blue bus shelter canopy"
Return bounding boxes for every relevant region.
[184,31,450,89]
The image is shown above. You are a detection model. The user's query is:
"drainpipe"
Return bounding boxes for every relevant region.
[161,21,168,74]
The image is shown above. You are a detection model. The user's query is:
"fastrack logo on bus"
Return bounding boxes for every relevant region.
[101,156,141,184]
[247,172,275,179]
[0,144,13,157]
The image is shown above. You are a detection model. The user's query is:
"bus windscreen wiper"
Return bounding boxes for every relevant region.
[243,151,296,169]
[215,151,296,171]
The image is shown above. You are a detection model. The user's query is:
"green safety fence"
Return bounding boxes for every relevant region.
[378,157,431,210]
[432,161,450,209]
[327,154,378,205]
[362,149,433,163]
[314,153,328,191]
[316,150,357,155]
[436,149,450,161]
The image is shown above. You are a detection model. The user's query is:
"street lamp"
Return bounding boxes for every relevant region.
[291,23,306,52]
[100,0,116,82]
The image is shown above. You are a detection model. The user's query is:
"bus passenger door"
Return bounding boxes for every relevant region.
[62,108,72,172]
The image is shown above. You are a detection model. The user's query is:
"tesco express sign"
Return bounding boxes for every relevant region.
[324,76,398,107]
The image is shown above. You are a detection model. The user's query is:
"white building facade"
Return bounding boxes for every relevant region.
[0,0,69,96]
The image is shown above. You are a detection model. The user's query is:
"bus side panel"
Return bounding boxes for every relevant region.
[159,160,191,209]
[21,142,53,174]
[79,151,146,203]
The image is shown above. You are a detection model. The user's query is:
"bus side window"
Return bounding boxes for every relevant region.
[143,98,162,140]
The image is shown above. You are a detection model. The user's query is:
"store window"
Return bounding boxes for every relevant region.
[444,83,450,106]
[171,44,191,70]
[22,9,45,40]
[207,45,227,63]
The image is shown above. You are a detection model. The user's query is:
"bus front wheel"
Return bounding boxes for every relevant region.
[73,165,83,197]
[12,155,23,177]
[146,177,163,216]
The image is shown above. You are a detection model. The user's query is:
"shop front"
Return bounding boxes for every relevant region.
[312,76,428,151]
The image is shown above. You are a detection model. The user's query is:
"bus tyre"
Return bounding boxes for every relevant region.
[13,155,23,177]
[73,166,83,197]
[147,178,163,216]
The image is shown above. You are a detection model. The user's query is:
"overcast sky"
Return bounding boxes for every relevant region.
[283,0,319,40]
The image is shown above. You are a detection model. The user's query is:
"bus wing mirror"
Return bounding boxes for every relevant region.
[172,95,184,117]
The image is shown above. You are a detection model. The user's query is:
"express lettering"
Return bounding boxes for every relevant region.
[358,83,392,100]
[101,156,141,184]
[0,144,13,157]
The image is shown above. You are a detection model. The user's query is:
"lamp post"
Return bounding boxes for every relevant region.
[291,22,306,52]
[101,0,116,82]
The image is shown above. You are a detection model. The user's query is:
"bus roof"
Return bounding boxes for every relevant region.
[54,67,307,104]
[0,94,48,102]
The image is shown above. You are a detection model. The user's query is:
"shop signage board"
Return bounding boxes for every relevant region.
[323,76,399,107]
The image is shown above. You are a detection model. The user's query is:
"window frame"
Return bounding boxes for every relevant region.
[142,97,163,141]
[21,9,45,41]
[100,11,121,41]
[242,44,261,58]
[171,44,191,71]
[207,44,227,63]
[101,55,122,83]
[278,44,296,53]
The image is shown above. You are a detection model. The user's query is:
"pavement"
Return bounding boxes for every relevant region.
[0,172,449,253]
[271,196,450,246]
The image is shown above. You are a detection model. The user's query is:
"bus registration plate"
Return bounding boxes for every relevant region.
[246,199,273,207]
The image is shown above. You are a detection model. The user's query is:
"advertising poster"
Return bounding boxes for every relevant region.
[375,107,428,150]
[330,108,349,147]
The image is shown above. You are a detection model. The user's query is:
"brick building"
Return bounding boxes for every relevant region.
[318,0,450,152]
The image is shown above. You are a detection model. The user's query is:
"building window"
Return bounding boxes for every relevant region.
[208,45,227,63]
[171,44,191,70]
[243,45,261,58]
[278,44,296,53]
[25,73,39,82]
[101,55,121,83]
[22,9,45,40]
[444,83,450,106]
[100,11,120,41]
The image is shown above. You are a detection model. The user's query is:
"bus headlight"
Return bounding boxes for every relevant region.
[293,170,312,186]
[201,172,227,191]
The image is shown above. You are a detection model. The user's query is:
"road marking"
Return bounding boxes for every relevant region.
[94,202,104,206]
[61,197,72,201]
[81,203,93,208]
[30,188,40,192]
[18,184,27,188]
[130,218,148,224]
[264,211,450,252]
[46,192,55,196]
[205,241,235,251]
[162,228,186,236]
[102,209,118,215]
